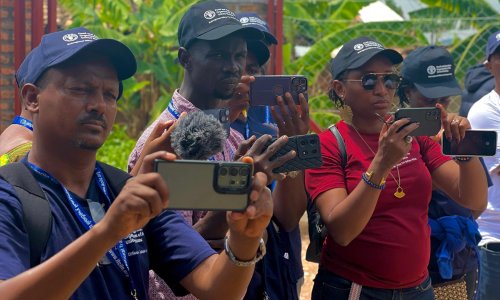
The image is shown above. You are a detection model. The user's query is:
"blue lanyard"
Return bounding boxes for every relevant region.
[27,163,138,299]
[12,116,33,131]
[244,106,272,139]
[167,101,180,119]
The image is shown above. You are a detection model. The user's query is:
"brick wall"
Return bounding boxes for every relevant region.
[0,0,15,132]
[0,1,31,133]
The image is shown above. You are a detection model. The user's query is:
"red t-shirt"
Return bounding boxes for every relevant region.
[305,121,451,289]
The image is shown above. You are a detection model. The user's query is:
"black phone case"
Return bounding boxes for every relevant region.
[442,130,497,156]
[263,134,322,173]
[394,107,441,137]
[250,75,308,106]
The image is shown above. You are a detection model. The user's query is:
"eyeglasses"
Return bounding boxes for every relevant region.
[344,73,401,90]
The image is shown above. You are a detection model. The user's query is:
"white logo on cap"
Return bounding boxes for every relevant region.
[204,10,216,19]
[354,44,364,51]
[62,33,78,42]
[240,17,249,24]
[427,65,437,75]
[496,32,500,41]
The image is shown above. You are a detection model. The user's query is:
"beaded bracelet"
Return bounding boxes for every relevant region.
[362,172,385,190]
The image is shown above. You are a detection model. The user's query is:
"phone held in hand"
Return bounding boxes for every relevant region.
[202,107,231,136]
[154,160,253,211]
[250,75,308,106]
[394,107,441,137]
[442,130,497,157]
[262,134,322,173]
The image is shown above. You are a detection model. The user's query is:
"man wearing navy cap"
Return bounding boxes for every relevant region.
[468,30,500,300]
[0,26,274,299]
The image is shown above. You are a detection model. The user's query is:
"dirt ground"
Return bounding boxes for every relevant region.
[299,213,318,300]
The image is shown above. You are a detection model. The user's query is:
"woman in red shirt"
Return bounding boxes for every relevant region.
[305,37,488,299]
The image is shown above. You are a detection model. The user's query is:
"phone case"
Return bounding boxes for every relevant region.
[263,134,323,173]
[394,107,441,137]
[250,75,308,106]
[442,130,497,156]
[202,108,231,136]
[154,160,252,211]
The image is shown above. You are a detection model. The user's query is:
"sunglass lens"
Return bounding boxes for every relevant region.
[384,74,401,89]
[361,74,378,90]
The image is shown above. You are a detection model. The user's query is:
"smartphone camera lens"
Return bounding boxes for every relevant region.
[239,167,249,176]
[300,78,307,85]
[230,167,239,176]
[219,167,228,176]
[301,140,306,145]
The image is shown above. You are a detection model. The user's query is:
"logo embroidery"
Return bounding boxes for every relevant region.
[240,17,249,24]
[62,33,79,42]
[427,65,437,75]
[354,44,364,51]
[204,10,216,20]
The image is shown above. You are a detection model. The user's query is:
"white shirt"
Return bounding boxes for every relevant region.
[468,89,500,245]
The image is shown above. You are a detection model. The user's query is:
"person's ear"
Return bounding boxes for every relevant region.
[178,47,191,70]
[485,60,492,72]
[21,84,40,113]
[332,80,346,101]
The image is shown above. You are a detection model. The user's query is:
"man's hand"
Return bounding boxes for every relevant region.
[271,92,310,137]
[233,135,296,184]
[130,114,186,175]
[225,75,255,122]
[227,168,272,240]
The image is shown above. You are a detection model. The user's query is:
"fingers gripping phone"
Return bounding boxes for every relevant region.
[394,107,441,136]
[250,75,308,106]
[154,160,253,211]
[263,134,322,173]
[442,130,498,156]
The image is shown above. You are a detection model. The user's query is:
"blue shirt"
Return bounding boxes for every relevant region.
[0,164,215,299]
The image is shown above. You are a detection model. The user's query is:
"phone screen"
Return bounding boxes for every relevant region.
[442,130,497,156]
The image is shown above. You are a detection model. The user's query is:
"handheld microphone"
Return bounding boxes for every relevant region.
[170,111,228,160]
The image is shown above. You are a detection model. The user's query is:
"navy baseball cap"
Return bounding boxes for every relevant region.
[15,27,136,89]
[237,12,278,45]
[401,46,461,98]
[486,30,500,59]
[330,36,402,79]
[178,1,262,48]
[247,41,270,66]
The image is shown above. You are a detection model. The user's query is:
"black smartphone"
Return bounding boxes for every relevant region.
[442,130,497,156]
[394,107,441,136]
[250,75,308,106]
[202,108,231,136]
[262,134,322,173]
[154,160,253,211]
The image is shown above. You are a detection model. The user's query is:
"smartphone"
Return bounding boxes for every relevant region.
[154,160,253,211]
[394,107,441,136]
[442,130,497,156]
[250,75,308,106]
[262,134,322,173]
[202,108,231,136]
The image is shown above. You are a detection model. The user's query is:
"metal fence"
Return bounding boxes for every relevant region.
[281,0,499,127]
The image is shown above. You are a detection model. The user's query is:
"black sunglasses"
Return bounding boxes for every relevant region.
[344,73,401,90]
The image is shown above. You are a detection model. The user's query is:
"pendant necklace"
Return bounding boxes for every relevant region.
[352,125,406,199]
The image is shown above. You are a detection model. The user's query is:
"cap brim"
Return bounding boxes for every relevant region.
[197,25,263,42]
[248,41,270,65]
[414,79,462,98]
[49,39,137,81]
[350,48,403,70]
[263,32,278,45]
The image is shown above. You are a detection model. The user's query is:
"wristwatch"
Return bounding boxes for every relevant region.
[285,170,302,179]
[224,236,266,267]
[453,156,472,163]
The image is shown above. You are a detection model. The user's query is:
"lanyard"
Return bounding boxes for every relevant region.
[27,163,138,300]
[12,116,33,131]
[244,106,272,139]
[167,99,234,160]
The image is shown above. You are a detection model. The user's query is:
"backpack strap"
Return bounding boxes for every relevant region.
[328,124,347,169]
[0,162,52,267]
